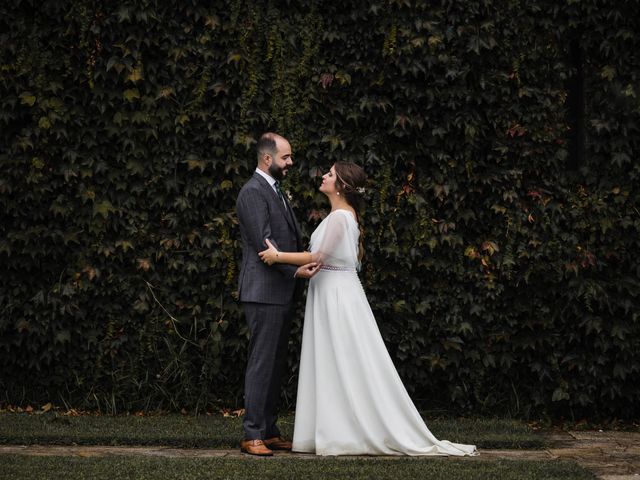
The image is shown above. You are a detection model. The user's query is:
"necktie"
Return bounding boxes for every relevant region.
[274,181,286,207]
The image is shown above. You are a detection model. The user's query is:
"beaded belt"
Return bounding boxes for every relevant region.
[320,265,357,272]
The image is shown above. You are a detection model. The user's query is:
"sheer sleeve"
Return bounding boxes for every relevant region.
[310,211,356,266]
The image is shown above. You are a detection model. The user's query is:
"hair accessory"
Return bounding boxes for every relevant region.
[335,169,365,195]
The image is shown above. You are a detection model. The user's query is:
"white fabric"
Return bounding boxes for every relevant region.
[309,210,359,268]
[292,209,477,456]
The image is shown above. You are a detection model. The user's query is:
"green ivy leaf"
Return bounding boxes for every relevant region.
[19,92,36,106]
[600,65,616,81]
[123,89,140,102]
[93,200,114,218]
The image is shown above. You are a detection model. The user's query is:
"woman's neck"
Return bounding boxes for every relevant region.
[329,195,354,213]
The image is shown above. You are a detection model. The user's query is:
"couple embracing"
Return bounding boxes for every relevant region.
[236,132,477,457]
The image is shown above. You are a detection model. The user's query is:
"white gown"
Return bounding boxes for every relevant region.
[292,209,477,456]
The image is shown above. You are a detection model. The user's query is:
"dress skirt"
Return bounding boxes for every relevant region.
[291,268,477,456]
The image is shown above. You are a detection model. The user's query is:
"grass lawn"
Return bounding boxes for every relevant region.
[0,413,544,449]
[0,456,595,480]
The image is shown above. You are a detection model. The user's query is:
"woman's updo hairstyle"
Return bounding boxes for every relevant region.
[333,161,367,262]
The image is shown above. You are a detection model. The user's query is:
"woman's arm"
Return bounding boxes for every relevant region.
[237,188,298,278]
[259,239,316,266]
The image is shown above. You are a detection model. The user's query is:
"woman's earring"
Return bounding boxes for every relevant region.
[336,192,340,196]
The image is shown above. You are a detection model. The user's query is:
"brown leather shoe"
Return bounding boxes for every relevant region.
[264,436,293,451]
[240,439,273,456]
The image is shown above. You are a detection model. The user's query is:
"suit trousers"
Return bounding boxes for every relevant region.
[242,301,293,440]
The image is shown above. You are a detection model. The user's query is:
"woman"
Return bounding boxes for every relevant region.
[259,162,476,456]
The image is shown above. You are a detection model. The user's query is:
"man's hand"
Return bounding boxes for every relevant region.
[294,262,321,279]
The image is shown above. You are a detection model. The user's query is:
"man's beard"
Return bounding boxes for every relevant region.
[269,163,287,180]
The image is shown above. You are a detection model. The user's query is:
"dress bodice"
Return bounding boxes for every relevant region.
[309,209,359,268]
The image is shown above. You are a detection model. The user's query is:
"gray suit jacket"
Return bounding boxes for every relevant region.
[236,172,303,305]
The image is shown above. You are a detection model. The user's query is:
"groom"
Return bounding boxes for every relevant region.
[236,132,320,456]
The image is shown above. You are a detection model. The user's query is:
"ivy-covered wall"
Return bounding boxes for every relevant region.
[1,0,638,418]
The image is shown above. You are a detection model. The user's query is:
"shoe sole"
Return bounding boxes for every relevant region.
[240,448,273,456]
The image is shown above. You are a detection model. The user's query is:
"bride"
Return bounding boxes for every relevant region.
[259,162,477,456]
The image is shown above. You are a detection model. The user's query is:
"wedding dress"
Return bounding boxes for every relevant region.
[292,209,477,456]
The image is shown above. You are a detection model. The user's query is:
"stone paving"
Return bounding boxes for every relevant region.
[1,430,639,479]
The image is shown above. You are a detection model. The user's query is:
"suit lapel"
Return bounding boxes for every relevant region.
[283,194,301,239]
[253,172,297,232]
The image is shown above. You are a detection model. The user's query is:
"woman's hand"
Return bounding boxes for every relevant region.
[295,262,321,278]
[258,239,279,265]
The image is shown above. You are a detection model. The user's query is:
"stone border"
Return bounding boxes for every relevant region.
[0,430,638,479]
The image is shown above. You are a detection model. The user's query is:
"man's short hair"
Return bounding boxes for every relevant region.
[256,132,279,162]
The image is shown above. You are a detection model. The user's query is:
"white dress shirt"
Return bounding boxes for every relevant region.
[255,168,286,208]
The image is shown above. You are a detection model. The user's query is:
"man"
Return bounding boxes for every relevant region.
[235,132,320,456]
